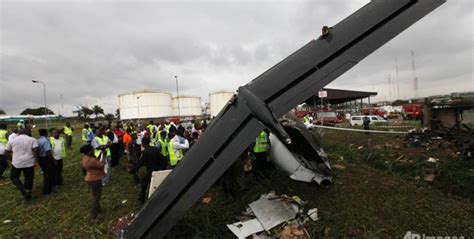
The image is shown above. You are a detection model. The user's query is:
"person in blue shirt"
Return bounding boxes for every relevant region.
[87,128,96,143]
[37,128,56,195]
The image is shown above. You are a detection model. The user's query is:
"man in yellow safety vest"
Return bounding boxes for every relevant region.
[252,129,270,176]
[0,124,9,178]
[167,127,189,167]
[91,128,112,186]
[63,122,73,149]
[156,131,168,158]
[82,123,93,145]
[146,121,155,139]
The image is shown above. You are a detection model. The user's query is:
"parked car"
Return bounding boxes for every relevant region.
[350,115,387,126]
[315,111,343,124]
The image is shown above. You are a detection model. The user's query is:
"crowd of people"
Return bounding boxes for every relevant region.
[0,118,271,220]
[0,121,69,200]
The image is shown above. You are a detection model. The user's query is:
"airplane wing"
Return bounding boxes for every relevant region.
[124,0,446,238]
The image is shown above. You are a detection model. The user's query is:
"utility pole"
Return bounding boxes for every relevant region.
[60,94,64,117]
[32,80,49,128]
[395,57,400,99]
[174,75,181,117]
[137,96,140,119]
[411,50,419,99]
[388,74,392,101]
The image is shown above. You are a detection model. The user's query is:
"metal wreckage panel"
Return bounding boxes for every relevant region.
[124,0,446,238]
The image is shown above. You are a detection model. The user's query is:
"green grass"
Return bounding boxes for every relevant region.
[1,130,473,238]
[0,133,142,238]
[319,129,474,199]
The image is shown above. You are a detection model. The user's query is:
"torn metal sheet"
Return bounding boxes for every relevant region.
[148,170,172,198]
[227,219,265,239]
[249,197,298,231]
[269,116,333,185]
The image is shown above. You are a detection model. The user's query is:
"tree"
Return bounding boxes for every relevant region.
[0,108,6,115]
[115,108,120,119]
[104,113,115,121]
[75,109,83,118]
[81,106,94,119]
[92,105,104,118]
[20,107,55,115]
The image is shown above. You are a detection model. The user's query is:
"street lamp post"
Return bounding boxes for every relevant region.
[137,96,141,118]
[174,75,181,117]
[32,80,49,129]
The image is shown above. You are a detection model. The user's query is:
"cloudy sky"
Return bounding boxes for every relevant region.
[1,0,473,116]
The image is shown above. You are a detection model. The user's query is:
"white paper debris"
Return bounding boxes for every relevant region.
[227,219,264,239]
[307,208,319,221]
[427,157,439,163]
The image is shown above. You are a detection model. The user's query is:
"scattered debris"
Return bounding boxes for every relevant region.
[292,196,304,205]
[227,219,265,239]
[243,159,253,172]
[427,157,439,163]
[307,208,319,221]
[424,174,436,182]
[3,219,12,224]
[405,125,473,158]
[333,164,346,170]
[121,200,127,204]
[279,222,310,239]
[227,192,316,238]
[201,195,212,204]
[111,214,134,237]
[357,146,364,150]
[249,195,298,231]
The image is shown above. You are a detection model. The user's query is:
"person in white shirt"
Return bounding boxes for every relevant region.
[50,129,66,186]
[173,126,189,162]
[8,128,18,142]
[5,129,39,200]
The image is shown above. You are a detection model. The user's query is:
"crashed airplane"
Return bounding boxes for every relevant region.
[124,0,446,238]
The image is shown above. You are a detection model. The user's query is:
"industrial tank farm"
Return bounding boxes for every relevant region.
[209,90,235,117]
[172,96,202,116]
[118,90,173,120]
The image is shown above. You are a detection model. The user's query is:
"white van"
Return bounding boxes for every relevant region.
[350,115,387,126]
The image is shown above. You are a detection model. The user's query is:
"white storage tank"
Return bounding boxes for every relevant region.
[118,90,173,120]
[209,90,235,117]
[172,96,202,116]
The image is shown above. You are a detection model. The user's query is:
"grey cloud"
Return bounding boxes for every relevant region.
[1,0,472,115]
